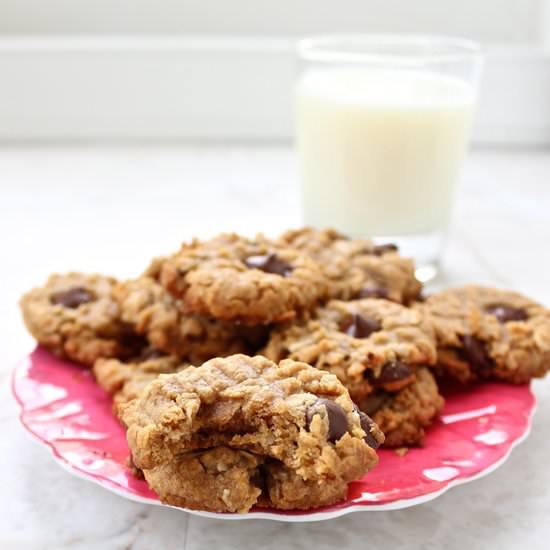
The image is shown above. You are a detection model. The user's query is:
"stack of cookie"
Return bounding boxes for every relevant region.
[122,354,384,512]
[19,227,550,513]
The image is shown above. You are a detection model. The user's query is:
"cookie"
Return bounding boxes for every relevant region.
[93,350,187,410]
[158,233,329,324]
[357,367,444,447]
[277,227,421,304]
[114,276,267,363]
[121,354,384,512]
[420,285,550,384]
[142,447,264,513]
[264,298,437,403]
[20,273,139,366]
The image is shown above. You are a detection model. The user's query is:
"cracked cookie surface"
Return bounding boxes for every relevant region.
[264,298,437,403]
[277,228,421,304]
[121,354,383,512]
[20,273,138,366]
[419,285,550,384]
[158,233,329,324]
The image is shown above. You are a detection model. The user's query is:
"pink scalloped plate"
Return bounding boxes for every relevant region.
[12,347,536,522]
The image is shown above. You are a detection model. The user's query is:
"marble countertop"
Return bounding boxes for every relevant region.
[1,145,549,550]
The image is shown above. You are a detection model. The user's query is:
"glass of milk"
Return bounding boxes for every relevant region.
[296,35,484,281]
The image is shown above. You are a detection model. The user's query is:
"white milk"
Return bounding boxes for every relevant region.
[296,68,475,236]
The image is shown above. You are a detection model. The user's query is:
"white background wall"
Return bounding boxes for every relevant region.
[0,0,549,143]
[0,0,544,43]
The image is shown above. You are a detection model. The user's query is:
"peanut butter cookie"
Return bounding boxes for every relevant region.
[121,354,383,512]
[264,298,437,403]
[20,273,139,366]
[93,350,187,411]
[114,276,267,362]
[277,228,421,304]
[357,367,444,447]
[420,285,550,384]
[158,233,329,324]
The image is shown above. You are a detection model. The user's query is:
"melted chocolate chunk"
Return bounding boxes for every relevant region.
[485,304,528,323]
[352,404,382,449]
[357,286,389,300]
[373,243,398,256]
[244,253,293,277]
[374,361,413,386]
[51,286,95,308]
[359,393,388,416]
[339,314,381,339]
[240,325,271,350]
[358,411,381,449]
[306,398,348,443]
[460,335,494,377]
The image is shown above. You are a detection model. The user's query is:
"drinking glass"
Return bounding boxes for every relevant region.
[295,34,484,281]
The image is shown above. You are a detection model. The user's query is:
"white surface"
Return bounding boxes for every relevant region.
[1,145,550,548]
[0,0,540,42]
[0,38,550,145]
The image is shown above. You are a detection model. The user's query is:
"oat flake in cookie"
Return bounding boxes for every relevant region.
[277,227,422,304]
[158,233,329,325]
[121,354,383,513]
[420,285,550,384]
[264,298,437,403]
[20,273,139,366]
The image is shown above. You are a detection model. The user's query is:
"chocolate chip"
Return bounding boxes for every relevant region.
[485,304,528,323]
[374,361,413,386]
[244,253,293,277]
[240,325,271,350]
[358,411,381,449]
[339,314,381,339]
[51,287,95,308]
[352,403,382,449]
[306,398,348,443]
[359,393,388,416]
[357,286,389,300]
[373,243,398,256]
[460,335,494,376]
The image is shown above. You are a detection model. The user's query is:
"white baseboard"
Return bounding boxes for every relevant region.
[0,36,549,145]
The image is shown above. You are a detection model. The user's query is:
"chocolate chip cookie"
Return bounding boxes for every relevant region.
[357,367,444,447]
[114,276,267,363]
[420,285,550,384]
[20,273,139,366]
[264,298,437,403]
[121,354,384,512]
[277,228,421,304]
[158,233,329,324]
[93,350,187,411]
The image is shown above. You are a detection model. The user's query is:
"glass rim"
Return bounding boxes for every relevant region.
[297,34,484,65]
